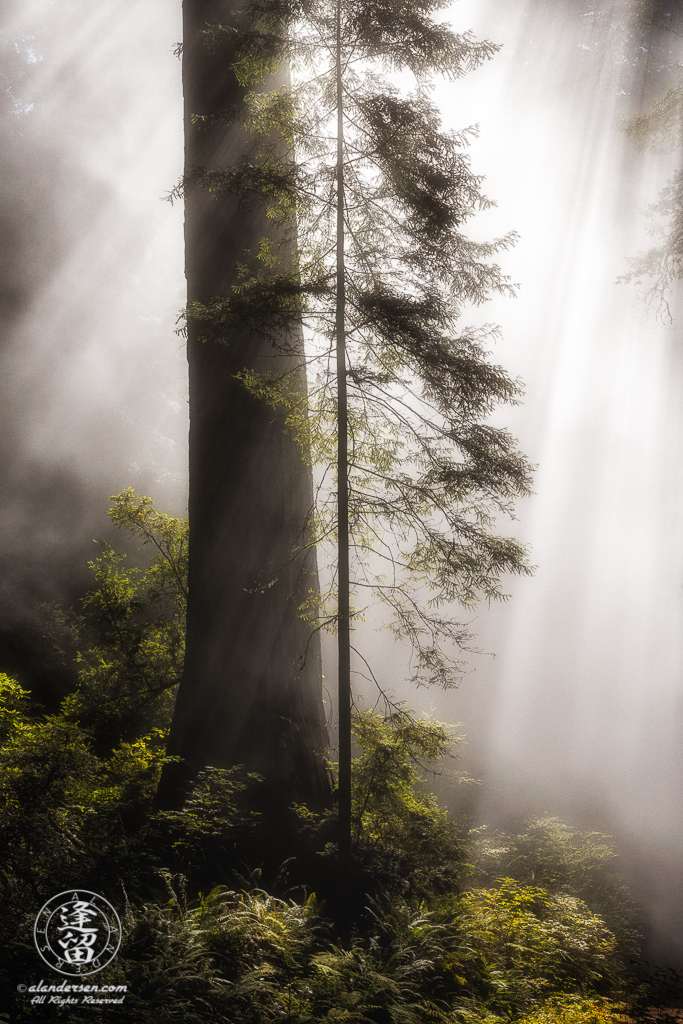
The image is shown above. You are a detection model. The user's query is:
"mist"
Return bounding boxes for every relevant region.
[432,0,683,969]
[0,0,186,690]
[3,0,682,971]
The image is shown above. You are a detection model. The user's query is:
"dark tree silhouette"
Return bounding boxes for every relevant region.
[158,0,331,827]
[178,0,533,913]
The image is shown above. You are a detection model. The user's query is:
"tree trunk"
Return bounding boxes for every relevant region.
[158,0,330,825]
[335,0,353,912]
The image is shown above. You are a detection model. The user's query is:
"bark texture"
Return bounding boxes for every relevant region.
[160,0,330,818]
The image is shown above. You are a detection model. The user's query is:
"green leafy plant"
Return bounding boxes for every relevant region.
[170,0,534,889]
[53,489,187,749]
[470,818,639,955]
[515,996,628,1024]
[0,494,642,1023]
[350,709,467,902]
[453,880,623,1010]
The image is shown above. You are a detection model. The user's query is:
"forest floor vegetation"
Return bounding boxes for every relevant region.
[0,495,679,1022]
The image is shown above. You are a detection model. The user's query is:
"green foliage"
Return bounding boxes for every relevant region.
[55,489,187,748]
[515,996,627,1024]
[174,0,534,694]
[0,657,638,1022]
[156,767,262,882]
[0,672,32,742]
[350,710,467,901]
[10,881,623,1023]
[8,870,633,1022]
[107,489,188,610]
[112,893,238,1021]
[471,817,617,889]
[0,495,199,1012]
[470,818,639,955]
[0,688,100,895]
[0,503,638,1022]
[0,674,173,907]
[452,881,623,1009]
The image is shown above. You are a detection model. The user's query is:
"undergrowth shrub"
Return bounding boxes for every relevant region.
[448,880,624,1013]
[515,996,628,1024]
[154,766,262,884]
[349,709,468,905]
[54,490,187,752]
[0,494,642,1022]
[470,818,639,955]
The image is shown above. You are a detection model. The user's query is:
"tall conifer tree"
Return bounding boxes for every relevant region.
[168,0,533,879]
[158,0,331,826]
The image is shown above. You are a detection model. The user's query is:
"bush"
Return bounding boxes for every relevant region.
[350,709,468,904]
[470,817,639,954]
[0,493,644,1022]
[515,995,628,1024]
[55,490,187,750]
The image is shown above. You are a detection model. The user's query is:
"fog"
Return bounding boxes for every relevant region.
[2,0,682,967]
[434,0,683,968]
[0,1,186,589]
[0,0,186,687]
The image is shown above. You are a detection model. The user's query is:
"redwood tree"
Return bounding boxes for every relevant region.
[178,0,533,906]
[158,0,330,821]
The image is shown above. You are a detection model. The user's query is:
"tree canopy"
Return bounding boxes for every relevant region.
[170,0,534,895]
[177,0,533,703]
